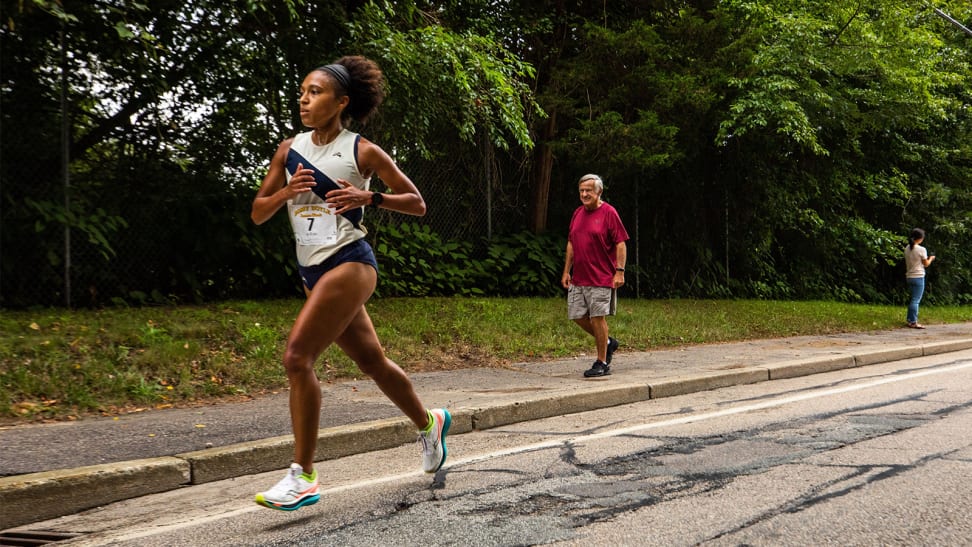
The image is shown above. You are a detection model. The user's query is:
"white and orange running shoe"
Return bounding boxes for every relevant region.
[255,463,320,511]
[419,408,452,473]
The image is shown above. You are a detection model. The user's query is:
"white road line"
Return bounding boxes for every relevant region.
[109,359,972,543]
[450,359,972,465]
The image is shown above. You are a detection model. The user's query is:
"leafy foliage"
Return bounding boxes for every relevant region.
[478,231,565,297]
[2,0,971,307]
[712,0,972,303]
[1,0,542,306]
[374,224,564,297]
[350,2,542,157]
[375,222,481,297]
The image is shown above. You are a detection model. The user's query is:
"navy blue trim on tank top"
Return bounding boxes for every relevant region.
[285,149,363,229]
[298,239,378,290]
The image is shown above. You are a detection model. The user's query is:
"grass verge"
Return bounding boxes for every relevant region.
[2,298,970,422]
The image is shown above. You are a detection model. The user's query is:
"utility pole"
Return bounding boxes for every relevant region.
[931,5,972,37]
[61,27,72,308]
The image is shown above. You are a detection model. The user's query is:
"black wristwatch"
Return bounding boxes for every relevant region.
[615,267,625,272]
[370,192,384,207]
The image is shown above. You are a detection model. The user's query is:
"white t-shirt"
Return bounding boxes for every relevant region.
[904,244,928,279]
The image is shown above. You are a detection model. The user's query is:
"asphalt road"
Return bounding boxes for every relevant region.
[10,348,972,546]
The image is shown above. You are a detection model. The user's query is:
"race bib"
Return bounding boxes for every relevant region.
[288,201,338,245]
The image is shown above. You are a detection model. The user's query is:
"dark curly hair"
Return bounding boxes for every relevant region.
[315,55,385,125]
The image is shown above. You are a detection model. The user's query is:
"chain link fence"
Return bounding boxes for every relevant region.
[375,143,524,241]
[0,137,539,308]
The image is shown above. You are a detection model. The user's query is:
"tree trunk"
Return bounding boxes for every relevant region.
[529,110,556,233]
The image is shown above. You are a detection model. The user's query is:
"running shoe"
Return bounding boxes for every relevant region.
[584,360,611,378]
[606,337,620,364]
[255,463,320,511]
[419,408,452,473]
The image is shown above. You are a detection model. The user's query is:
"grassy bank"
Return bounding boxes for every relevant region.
[2,298,970,422]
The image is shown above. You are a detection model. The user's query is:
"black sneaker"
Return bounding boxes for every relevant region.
[584,360,611,378]
[606,337,619,364]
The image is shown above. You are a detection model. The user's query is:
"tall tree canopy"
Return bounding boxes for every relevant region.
[712,0,972,301]
[521,0,971,302]
[2,0,970,307]
[1,0,539,306]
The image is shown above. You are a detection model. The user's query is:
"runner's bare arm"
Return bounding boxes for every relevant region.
[325,138,426,216]
[251,139,316,225]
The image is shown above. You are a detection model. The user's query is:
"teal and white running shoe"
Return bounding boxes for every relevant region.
[255,463,320,511]
[419,408,451,473]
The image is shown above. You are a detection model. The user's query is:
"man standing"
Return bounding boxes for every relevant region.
[561,174,630,378]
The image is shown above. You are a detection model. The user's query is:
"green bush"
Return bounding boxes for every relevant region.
[375,222,483,296]
[373,224,565,297]
[478,232,565,297]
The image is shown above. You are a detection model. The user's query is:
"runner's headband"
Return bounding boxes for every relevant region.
[319,64,351,92]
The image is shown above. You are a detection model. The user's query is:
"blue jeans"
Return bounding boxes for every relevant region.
[906,277,925,324]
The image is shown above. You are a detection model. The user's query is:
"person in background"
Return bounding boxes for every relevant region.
[561,174,630,378]
[904,227,936,329]
[250,56,450,511]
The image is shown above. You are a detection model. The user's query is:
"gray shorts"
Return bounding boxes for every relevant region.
[567,285,617,320]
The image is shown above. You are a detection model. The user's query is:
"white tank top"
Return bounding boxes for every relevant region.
[285,129,370,266]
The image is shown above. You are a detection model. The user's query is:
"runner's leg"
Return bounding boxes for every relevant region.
[336,307,429,429]
[284,262,376,471]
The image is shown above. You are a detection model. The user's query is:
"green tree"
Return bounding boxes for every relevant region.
[715,0,972,301]
[3,0,969,306]
[1,0,541,307]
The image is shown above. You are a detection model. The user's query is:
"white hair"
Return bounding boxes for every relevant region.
[578,174,603,193]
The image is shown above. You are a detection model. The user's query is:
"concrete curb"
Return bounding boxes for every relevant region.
[3,339,972,530]
[0,458,189,529]
[763,355,857,380]
[469,383,651,430]
[649,368,767,398]
[854,346,923,366]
